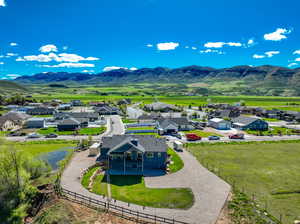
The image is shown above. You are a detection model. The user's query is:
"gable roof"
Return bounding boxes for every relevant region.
[66,112,99,119]
[232,116,263,126]
[58,117,81,125]
[158,117,190,126]
[102,135,167,153]
[0,112,30,127]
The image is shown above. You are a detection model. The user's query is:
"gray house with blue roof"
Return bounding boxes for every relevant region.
[98,135,168,175]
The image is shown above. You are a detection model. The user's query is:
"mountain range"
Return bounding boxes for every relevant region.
[14,65,300,96]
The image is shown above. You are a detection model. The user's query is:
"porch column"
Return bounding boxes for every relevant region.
[124,152,126,174]
[142,153,144,173]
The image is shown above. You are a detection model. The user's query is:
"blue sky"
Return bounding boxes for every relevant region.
[0,0,300,79]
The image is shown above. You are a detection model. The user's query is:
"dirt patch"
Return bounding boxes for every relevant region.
[33,198,136,224]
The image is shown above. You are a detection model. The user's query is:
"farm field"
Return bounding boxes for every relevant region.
[187,141,300,223]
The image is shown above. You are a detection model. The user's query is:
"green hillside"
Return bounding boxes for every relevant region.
[0,80,27,94]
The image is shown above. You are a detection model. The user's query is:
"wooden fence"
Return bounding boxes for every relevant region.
[55,186,189,224]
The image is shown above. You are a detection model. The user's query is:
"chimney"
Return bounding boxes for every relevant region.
[131,139,138,146]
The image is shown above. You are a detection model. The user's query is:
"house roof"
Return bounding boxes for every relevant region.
[145,102,177,110]
[209,118,228,123]
[27,107,56,113]
[102,135,167,153]
[66,112,98,119]
[0,112,30,126]
[232,116,262,126]
[58,117,80,125]
[158,117,190,126]
[138,113,161,120]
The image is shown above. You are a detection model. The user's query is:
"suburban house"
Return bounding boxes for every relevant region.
[144,102,179,112]
[57,118,81,131]
[208,118,231,130]
[26,117,45,128]
[27,107,57,116]
[58,104,72,111]
[94,105,120,115]
[66,112,99,122]
[137,113,162,123]
[157,117,193,134]
[0,112,30,131]
[70,100,84,106]
[97,135,168,175]
[232,116,268,131]
[212,109,240,119]
[117,99,132,105]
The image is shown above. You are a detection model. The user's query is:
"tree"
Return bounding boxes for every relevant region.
[0,139,49,223]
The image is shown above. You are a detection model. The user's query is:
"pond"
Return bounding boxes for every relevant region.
[39,147,75,170]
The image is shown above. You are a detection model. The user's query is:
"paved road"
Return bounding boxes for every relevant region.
[61,115,230,224]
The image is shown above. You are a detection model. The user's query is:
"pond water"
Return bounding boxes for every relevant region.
[39,147,75,170]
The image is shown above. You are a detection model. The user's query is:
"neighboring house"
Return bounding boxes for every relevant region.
[98,135,168,175]
[57,118,81,131]
[26,117,45,128]
[58,104,72,111]
[232,116,268,131]
[157,117,193,134]
[144,102,179,112]
[208,118,231,130]
[94,105,120,115]
[27,107,57,115]
[0,112,30,131]
[214,109,240,119]
[117,99,132,105]
[70,100,84,106]
[137,113,161,123]
[260,109,280,119]
[66,112,99,122]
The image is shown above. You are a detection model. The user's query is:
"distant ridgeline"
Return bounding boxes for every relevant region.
[14,65,300,96]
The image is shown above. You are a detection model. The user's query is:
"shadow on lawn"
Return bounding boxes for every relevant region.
[102,175,142,186]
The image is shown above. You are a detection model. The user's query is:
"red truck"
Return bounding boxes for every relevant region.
[228,133,245,139]
[186,133,202,141]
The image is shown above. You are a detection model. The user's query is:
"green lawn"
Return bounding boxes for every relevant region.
[122,119,137,124]
[187,141,300,223]
[167,148,184,173]
[182,129,223,137]
[109,175,194,209]
[126,126,155,131]
[37,127,106,135]
[246,126,297,136]
[126,132,161,138]
[81,167,99,189]
[262,118,280,122]
[92,175,108,196]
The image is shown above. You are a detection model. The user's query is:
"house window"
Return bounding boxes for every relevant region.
[146,152,154,158]
[157,153,161,157]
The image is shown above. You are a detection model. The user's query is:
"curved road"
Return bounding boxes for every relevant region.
[61,115,230,224]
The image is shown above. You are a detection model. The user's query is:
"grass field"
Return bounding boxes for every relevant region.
[37,127,106,135]
[246,126,298,136]
[126,126,155,131]
[167,148,184,173]
[182,129,223,137]
[187,141,300,223]
[109,175,194,209]
[122,119,137,124]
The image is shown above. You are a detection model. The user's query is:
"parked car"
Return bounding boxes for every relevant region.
[45,133,58,138]
[173,140,183,152]
[9,132,26,137]
[170,132,182,139]
[229,133,244,139]
[186,133,202,141]
[208,135,220,140]
[27,133,42,139]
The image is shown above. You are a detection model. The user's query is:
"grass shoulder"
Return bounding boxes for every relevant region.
[167,148,184,173]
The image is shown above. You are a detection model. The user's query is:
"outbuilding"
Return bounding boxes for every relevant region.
[208,118,231,130]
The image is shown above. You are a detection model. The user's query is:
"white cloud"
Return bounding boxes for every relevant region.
[204,41,242,48]
[18,53,99,63]
[264,28,291,41]
[200,49,225,54]
[253,54,266,59]
[288,63,298,67]
[82,69,95,73]
[191,47,197,50]
[10,42,18,46]
[39,44,58,53]
[265,51,280,58]
[0,0,6,7]
[42,63,95,68]
[103,66,137,72]
[63,46,68,51]
[0,62,4,65]
[157,42,179,50]
[295,58,300,62]
[6,74,21,79]
[247,39,254,45]
[185,46,189,49]
[146,44,153,48]
[6,53,18,57]
[293,50,300,55]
